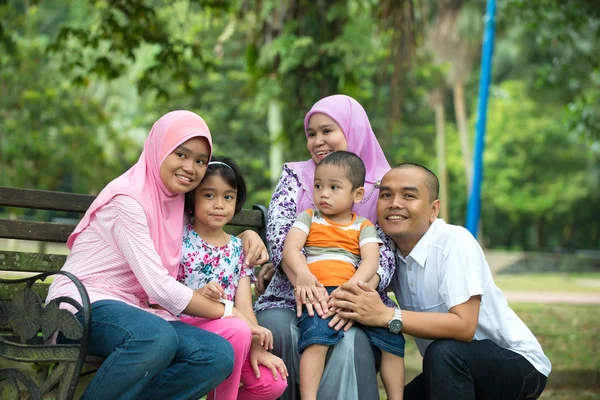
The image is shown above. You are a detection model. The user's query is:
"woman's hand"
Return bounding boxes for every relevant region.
[239,230,270,267]
[251,325,274,351]
[196,281,224,301]
[294,272,329,318]
[255,262,275,295]
[250,340,288,381]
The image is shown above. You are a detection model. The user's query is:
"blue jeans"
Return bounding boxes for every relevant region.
[65,300,234,400]
[404,339,547,400]
[298,287,405,357]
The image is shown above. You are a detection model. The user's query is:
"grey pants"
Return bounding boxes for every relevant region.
[257,308,380,400]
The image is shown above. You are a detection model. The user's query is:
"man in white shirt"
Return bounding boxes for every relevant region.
[331,163,551,399]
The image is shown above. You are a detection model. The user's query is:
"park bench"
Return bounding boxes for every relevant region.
[0,186,267,399]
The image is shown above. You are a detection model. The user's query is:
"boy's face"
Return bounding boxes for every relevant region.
[314,164,364,222]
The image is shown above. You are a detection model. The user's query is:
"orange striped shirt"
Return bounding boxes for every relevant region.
[292,209,382,286]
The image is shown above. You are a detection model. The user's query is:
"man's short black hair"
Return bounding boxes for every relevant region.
[317,151,366,190]
[394,163,440,202]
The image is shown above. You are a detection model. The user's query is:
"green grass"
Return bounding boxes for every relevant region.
[383,303,600,399]
[495,273,600,293]
[511,303,599,372]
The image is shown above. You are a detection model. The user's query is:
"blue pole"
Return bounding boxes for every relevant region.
[466,0,496,238]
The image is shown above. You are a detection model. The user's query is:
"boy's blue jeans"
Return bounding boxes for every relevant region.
[63,300,234,400]
[297,287,405,357]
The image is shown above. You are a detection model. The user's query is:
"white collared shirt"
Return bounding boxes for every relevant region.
[389,219,551,377]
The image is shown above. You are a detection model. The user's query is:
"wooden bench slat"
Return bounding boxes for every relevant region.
[0,213,264,244]
[0,187,94,212]
[228,209,265,228]
[0,220,75,242]
[0,282,50,301]
[0,251,67,273]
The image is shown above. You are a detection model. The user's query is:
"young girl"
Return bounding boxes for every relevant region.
[178,156,288,400]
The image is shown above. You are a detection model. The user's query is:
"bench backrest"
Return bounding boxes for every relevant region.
[0,186,267,298]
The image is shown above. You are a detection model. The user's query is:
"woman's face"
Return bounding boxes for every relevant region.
[306,113,348,165]
[160,136,211,194]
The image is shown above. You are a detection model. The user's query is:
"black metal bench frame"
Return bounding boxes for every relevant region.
[0,186,267,399]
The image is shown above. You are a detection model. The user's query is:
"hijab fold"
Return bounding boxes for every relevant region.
[67,110,212,278]
[286,95,390,223]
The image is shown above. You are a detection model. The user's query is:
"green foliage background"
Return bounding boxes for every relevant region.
[1,0,598,251]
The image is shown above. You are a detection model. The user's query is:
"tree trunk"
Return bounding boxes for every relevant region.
[268,98,284,187]
[432,89,449,222]
[453,80,473,195]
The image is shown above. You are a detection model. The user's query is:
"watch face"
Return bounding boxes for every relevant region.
[390,319,402,333]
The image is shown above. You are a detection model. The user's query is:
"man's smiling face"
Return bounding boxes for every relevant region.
[377,167,440,256]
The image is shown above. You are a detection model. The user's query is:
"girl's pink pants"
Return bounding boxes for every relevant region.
[181,316,287,400]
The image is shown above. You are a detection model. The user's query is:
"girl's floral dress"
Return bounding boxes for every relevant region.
[178,224,255,303]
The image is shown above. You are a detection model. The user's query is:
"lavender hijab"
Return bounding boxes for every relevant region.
[286,95,390,223]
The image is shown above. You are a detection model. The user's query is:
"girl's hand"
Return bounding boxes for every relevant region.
[294,272,329,318]
[251,325,274,350]
[196,281,224,301]
[239,230,269,267]
[250,340,288,381]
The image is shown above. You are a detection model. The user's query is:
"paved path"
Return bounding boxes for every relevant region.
[504,291,600,305]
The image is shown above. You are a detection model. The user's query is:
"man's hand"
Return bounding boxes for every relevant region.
[255,262,275,295]
[330,281,393,327]
[325,311,355,332]
[239,230,270,266]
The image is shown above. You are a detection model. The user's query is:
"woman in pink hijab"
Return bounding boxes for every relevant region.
[47,110,268,400]
[253,95,396,400]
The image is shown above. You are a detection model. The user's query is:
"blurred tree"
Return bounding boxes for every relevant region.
[46,0,231,98]
[500,0,600,143]
[482,81,592,249]
[1,0,598,251]
[427,0,483,196]
[0,1,137,197]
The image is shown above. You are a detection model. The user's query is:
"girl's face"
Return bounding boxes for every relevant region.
[160,137,211,194]
[193,174,237,230]
[306,113,348,164]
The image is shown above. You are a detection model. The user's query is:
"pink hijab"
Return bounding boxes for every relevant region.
[67,110,212,277]
[286,95,390,223]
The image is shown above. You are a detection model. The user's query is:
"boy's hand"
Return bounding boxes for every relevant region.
[294,272,329,317]
[250,340,288,380]
[196,281,224,301]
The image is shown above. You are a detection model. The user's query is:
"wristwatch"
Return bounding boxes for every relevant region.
[220,298,234,319]
[388,307,403,333]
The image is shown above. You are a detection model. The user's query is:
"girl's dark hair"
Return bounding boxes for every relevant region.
[185,156,247,216]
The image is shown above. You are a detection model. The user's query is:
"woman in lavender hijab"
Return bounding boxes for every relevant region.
[254,94,395,399]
